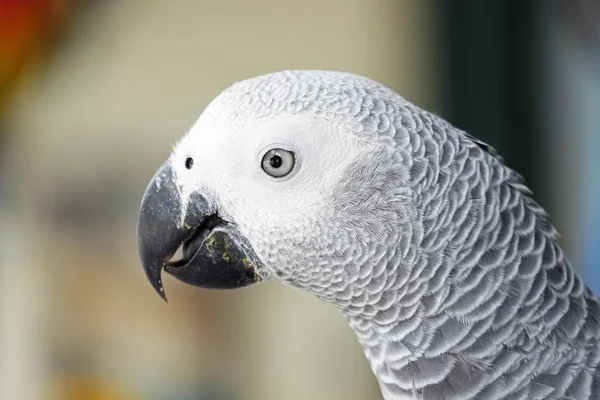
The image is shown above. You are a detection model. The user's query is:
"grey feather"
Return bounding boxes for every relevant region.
[198,71,600,399]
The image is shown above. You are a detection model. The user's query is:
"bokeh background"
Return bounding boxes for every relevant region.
[0,1,598,399]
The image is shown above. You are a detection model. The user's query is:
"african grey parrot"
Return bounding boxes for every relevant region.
[137,70,600,399]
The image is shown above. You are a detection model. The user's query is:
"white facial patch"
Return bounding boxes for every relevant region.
[169,111,374,259]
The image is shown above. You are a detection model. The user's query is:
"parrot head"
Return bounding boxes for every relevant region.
[138,70,600,400]
[137,70,412,302]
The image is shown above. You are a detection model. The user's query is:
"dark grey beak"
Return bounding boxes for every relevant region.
[137,160,261,301]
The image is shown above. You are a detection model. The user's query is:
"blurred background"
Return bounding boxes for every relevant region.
[0,1,598,399]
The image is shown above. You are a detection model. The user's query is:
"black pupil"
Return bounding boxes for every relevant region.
[269,154,283,169]
[185,157,194,169]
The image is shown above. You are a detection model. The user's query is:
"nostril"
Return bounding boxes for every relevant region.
[185,157,194,169]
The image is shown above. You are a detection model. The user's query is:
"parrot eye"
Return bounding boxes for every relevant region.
[261,148,295,178]
[185,157,194,169]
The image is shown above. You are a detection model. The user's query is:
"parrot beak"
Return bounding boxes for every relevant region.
[137,160,262,301]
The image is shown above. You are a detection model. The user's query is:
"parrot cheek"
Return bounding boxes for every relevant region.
[137,159,263,301]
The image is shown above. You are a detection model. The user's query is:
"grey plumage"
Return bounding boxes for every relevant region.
[139,70,600,399]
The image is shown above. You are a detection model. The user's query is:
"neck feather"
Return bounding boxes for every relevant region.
[335,123,600,399]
